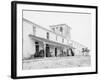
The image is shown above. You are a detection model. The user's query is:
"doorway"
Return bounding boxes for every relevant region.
[55,48,57,57]
[35,42,39,53]
[46,44,50,57]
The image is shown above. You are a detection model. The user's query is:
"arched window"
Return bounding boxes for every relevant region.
[60,27,63,32]
[47,32,49,39]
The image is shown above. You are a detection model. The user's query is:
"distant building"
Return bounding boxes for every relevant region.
[23,18,89,59]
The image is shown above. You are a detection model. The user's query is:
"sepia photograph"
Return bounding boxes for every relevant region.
[11,1,97,79]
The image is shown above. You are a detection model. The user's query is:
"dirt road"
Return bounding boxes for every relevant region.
[23,56,91,70]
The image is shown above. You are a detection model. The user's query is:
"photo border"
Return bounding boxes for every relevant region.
[11,1,98,79]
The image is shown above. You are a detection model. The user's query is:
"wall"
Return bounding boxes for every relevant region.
[49,32,56,42]
[63,25,71,40]
[36,26,47,39]
[23,19,36,58]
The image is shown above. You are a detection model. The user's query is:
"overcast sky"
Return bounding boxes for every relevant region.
[23,10,92,49]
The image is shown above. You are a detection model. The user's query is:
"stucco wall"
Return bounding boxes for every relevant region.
[57,36,62,43]
[49,32,56,42]
[36,27,47,39]
[23,20,35,59]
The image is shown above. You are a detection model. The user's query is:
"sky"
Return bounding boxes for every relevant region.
[23,10,92,49]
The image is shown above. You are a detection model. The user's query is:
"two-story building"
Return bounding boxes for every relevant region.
[23,18,88,59]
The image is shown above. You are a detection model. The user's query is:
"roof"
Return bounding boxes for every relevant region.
[50,24,71,29]
[29,34,75,49]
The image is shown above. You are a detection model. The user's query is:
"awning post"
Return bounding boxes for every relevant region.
[43,42,46,57]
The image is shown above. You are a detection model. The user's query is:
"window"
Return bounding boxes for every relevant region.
[35,42,39,53]
[62,38,64,43]
[33,26,36,35]
[47,32,49,39]
[56,27,58,29]
[35,42,39,44]
[52,28,55,32]
[60,27,63,32]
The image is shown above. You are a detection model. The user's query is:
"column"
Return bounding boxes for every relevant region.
[66,47,69,56]
[43,42,46,57]
[53,46,55,57]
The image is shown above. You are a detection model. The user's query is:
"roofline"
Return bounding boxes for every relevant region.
[23,18,68,39]
[29,34,75,49]
[50,24,72,29]
[70,40,87,48]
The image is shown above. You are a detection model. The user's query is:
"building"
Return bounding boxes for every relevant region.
[50,24,71,40]
[23,18,89,59]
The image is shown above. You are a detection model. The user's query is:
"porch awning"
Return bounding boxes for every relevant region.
[29,34,75,49]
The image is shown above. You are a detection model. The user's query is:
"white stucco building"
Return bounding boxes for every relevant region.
[23,18,89,59]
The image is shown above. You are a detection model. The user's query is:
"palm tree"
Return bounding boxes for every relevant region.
[82,48,90,56]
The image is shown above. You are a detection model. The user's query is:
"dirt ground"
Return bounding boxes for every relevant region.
[22,56,91,70]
